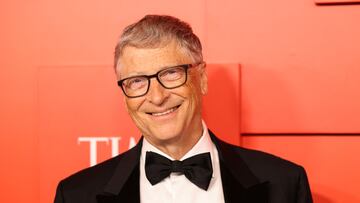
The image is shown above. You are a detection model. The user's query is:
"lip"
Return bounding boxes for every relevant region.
[146,105,181,121]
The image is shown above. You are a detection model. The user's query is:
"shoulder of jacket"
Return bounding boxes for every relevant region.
[59,146,137,189]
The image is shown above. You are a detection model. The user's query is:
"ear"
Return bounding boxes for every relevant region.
[199,63,208,95]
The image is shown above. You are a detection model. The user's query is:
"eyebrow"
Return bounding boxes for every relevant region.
[120,64,182,79]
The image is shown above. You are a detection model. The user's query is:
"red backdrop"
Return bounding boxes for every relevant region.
[1,1,360,202]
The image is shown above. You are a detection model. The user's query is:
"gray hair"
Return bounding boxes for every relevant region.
[114,15,203,70]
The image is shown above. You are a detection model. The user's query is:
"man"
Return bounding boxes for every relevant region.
[54,15,312,203]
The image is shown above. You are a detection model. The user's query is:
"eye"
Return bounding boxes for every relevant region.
[124,77,147,90]
[160,67,184,81]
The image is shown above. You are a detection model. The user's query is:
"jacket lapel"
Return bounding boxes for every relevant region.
[209,131,269,203]
[96,137,143,203]
[95,132,268,203]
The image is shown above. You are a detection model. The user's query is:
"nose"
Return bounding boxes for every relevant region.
[145,78,169,105]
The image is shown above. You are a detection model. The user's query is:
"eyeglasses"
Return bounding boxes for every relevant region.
[118,62,202,98]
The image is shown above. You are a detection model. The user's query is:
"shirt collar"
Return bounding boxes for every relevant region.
[141,120,214,162]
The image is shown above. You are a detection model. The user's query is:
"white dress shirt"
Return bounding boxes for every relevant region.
[140,121,225,203]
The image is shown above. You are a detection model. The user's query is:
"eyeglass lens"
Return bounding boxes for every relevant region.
[121,65,188,98]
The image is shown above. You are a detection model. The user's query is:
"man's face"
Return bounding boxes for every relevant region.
[116,41,207,147]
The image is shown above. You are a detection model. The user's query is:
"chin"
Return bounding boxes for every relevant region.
[147,125,183,143]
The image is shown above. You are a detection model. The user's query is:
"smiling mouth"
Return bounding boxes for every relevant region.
[147,105,181,116]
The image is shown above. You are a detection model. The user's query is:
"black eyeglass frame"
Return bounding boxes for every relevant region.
[117,62,202,98]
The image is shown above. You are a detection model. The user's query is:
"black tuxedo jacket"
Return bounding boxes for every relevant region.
[54,131,312,203]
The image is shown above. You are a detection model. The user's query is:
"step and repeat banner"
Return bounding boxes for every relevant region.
[2,1,360,202]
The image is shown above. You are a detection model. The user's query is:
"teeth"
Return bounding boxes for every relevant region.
[152,107,177,116]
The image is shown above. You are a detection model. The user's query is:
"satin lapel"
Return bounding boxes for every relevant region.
[209,131,269,203]
[96,137,143,203]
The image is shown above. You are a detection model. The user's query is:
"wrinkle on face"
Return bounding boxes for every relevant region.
[116,40,207,159]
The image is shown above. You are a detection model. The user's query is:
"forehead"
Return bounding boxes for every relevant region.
[117,41,191,78]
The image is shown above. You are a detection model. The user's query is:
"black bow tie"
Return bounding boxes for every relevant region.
[145,151,213,190]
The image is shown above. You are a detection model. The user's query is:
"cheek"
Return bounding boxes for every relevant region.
[183,82,203,109]
[125,98,143,114]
